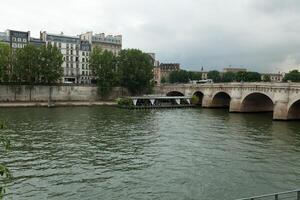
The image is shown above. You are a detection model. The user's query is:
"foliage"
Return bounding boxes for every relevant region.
[90,47,117,98]
[169,70,190,83]
[0,44,63,84]
[188,71,202,80]
[191,95,200,105]
[207,70,221,82]
[117,49,153,95]
[0,121,12,199]
[39,44,64,84]
[262,74,271,82]
[0,43,11,82]
[161,77,167,84]
[116,97,133,106]
[221,72,236,82]
[283,70,300,82]
[14,44,41,83]
[235,71,261,82]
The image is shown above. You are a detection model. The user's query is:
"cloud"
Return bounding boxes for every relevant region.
[0,0,300,72]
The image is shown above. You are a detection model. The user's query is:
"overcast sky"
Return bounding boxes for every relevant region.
[1,0,300,72]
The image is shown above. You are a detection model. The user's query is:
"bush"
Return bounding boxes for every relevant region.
[116,97,133,106]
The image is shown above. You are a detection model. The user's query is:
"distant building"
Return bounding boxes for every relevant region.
[79,31,122,55]
[0,31,9,44]
[30,37,46,47]
[223,67,247,73]
[261,73,284,82]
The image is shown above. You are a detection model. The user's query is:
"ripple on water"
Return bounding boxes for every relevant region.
[0,107,299,200]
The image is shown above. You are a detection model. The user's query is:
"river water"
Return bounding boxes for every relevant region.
[0,107,299,200]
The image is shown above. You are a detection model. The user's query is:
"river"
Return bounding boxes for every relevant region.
[0,107,299,200]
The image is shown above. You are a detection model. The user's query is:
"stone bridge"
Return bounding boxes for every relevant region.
[153,83,300,120]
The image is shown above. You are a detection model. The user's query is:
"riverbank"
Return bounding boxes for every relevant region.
[0,101,117,108]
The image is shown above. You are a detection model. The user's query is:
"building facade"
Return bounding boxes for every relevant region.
[80,31,122,55]
[261,73,284,82]
[41,31,92,84]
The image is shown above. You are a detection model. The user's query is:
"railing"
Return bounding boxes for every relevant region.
[235,189,300,200]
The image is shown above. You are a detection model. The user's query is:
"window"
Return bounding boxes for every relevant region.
[12,37,16,42]
[66,56,69,61]
[82,52,85,56]
[82,58,85,62]
[71,63,73,68]
[82,64,84,69]
[66,44,69,48]
[66,63,69,68]
[58,43,61,48]
[23,38,27,42]
[71,50,73,55]
[82,71,85,75]
[17,38,22,42]
[76,57,79,62]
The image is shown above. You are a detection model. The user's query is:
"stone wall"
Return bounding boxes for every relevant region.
[0,85,128,102]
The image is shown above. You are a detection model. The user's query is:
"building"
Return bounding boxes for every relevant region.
[160,63,180,80]
[30,37,46,47]
[261,73,284,82]
[79,40,93,84]
[223,67,247,73]
[41,31,84,83]
[153,67,161,85]
[80,31,122,55]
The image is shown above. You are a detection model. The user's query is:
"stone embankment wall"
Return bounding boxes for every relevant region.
[0,85,128,102]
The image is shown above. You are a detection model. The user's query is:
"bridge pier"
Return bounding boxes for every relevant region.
[273,102,289,120]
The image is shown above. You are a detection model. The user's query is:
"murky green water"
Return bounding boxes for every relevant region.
[0,107,299,200]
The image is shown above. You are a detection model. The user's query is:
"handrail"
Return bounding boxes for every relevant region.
[235,189,300,200]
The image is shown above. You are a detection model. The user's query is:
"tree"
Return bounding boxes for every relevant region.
[245,72,261,82]
[161,77,167,84]
[207,70,221,82]
[14,44,41,83]
[235,71,248,82]
[222,72,236,82]
[169,70,190,83]
[0,43,10,82]
[117,49,153,95]
[283,70,300,82]
[39,44,63,84]
[90,47,117,98]
[188,71,202,80]
[262,74,271,82]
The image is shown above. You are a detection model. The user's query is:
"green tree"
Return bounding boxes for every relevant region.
[246,72,261,82]
[90,47,117,98]
[0,43,10,82]
[188,71,202,80]
[283,70,300,82]
[14,44,41,83]
[262,74,271,82]
[39,44,63,84]
[222,72,236,82]
[161,77,167,84]
[0,121,11,198]
[207,70,221,82]
[235,71,248,82]
[117,49,153,95]
[169,70,190,83]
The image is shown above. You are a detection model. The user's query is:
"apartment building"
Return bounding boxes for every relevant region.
[80,31,122,55]
[41,31,89,83]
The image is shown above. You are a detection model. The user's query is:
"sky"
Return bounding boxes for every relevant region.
[1,0,300,73]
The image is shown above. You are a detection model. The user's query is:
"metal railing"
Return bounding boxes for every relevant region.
[235,189,300,200]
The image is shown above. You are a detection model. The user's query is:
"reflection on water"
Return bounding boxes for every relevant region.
[0,107,299,200]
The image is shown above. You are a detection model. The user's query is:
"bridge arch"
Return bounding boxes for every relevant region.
[241,92,274,112]
[211,91,231,108]
[287,99,300,120]
[166,91,184,96]
[193,91,204,105]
